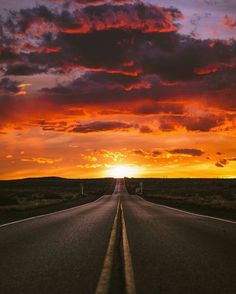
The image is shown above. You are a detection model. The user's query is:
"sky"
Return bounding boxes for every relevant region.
[0,0,236,179]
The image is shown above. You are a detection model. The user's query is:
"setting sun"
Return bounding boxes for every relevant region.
[107,164,139,178]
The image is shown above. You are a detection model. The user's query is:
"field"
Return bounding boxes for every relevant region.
[0,177,115,224]
[1,177,236,224]
[125,178,236,221]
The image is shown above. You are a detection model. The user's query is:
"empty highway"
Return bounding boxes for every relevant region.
[0,179,236,294]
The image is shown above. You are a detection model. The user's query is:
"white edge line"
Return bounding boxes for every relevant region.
[0,194,110,229]
[134,195,236,225]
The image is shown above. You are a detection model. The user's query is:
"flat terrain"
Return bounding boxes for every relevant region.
[125,178,236,221]
[122,189,236,294]
[0,177,115,224]
[0,179,236,294]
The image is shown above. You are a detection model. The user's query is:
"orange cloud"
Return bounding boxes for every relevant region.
[195,63,235,75]
[223,15,236,29]
[21,157,62,164]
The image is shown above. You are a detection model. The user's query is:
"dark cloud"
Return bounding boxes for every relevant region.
[151,149,162,156]
[2,2,236,86]
[215,162,225,167]
[0,1,236,133]
[132,148,162,157]
[0,78,20,93]
[169,148,204,156]
[41,72,156,105]
[0,79,24,126]
[182,115,225,132]
[77,71,141,89]
[51,0,131,5]
[40,72,209,108]
[0,48,21,67]
[71,120,134,133]
[71,0,105,4]
[215,158,228,167]
[223,14,236,29]
[159,114,225,132]
[1,3,182,75]
[32,120,70,132]
[132,149,146,156]
[228,157,236,161]
[2,2,236,83]
[215,157,236,168]
[5,64,47,75]
[7,3,181,34]
[5,5,55,34]
[33,118,153,135]
[139,35,236,82]
[135,102,184,115]
[139,125,153,133]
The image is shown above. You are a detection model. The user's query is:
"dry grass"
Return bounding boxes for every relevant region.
[0,177,116,224]
[125,178,236,220]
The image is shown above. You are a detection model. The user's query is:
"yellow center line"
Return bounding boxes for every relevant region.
[95,197,120,294]
[95,178,136,294]
[121,202,137,294]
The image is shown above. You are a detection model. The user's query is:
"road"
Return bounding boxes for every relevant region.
[0,179,236,294]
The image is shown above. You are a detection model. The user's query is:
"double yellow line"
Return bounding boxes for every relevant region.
[95,198,136,294]
[120,203,136,294]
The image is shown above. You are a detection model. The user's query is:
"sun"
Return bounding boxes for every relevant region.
[107,164,138,178]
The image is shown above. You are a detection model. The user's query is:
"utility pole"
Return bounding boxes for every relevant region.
[80,183,84,196]
[140,181,143,195]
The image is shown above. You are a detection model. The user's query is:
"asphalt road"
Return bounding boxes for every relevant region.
[0,179,236,294]
[0,191,120,294]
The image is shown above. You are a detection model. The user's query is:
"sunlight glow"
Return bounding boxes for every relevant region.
[107,164,139,178]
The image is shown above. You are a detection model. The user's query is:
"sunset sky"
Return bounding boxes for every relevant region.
[1,0,236,179]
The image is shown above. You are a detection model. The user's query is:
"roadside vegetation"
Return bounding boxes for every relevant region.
[125,178,236,221]
[0,177,115,224]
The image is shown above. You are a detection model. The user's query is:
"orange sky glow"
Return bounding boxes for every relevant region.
[1,0,236,179]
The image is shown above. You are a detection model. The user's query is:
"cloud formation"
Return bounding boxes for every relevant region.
[215,157,236,167]
[0,78,21,94]
[223,14,236,29]
[71,120,134,133]
[6,3,181,35]
[0,0,236,136]
[132,148,162,158]
[169,148,204,156]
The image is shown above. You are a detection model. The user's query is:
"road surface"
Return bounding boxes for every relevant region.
[0,179,236,294]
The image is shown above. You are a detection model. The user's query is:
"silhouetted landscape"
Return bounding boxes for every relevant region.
[125,178,236,221]
[1,177,236,224]
[0,177,115,224]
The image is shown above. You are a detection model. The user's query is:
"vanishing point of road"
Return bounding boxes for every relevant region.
[0,179,236,294]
